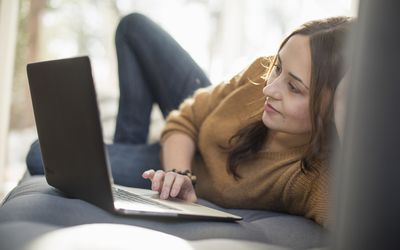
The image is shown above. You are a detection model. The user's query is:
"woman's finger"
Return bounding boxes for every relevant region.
[180,180,197,203]
[174,177,197,202]
[152,170,165,192]
[160,172,177,199]
[184,190,198,203]
[170,175,186,198]
[142,169,155,179]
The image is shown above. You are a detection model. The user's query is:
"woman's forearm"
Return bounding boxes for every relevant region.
[161,133,196,172]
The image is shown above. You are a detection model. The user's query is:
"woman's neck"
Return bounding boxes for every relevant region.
[264,130,310,153]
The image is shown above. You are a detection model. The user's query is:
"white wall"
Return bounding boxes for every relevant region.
[0,0,19,190]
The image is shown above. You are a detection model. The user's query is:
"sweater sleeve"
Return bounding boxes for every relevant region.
[284,165,330,228]
[305,169,330,227]
[160,56,271,145]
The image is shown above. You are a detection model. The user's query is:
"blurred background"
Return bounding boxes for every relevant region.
[0,0,357,199]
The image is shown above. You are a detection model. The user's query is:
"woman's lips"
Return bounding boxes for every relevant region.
[265,103,280,114]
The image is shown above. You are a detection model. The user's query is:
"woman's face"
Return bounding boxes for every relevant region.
[262,34,312,135]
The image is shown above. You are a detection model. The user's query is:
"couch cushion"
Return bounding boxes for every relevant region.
[2,222,293,250]
[0,221,60,250]
[0,176,328,249]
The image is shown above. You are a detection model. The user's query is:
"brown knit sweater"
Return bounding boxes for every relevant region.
[161,57,329,227]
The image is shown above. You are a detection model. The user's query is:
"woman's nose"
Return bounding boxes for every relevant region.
[263,79,282,100]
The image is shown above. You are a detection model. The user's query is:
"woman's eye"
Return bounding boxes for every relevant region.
[288,82,300,93]
[274,64,282,74]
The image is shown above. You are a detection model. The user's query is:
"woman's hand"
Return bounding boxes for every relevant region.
[334,74,349,142]
[142,169,197,203]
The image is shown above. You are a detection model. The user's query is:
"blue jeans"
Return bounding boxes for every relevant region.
[26,13,211,188]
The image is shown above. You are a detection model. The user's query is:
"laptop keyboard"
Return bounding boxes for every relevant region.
[112,187,179,211]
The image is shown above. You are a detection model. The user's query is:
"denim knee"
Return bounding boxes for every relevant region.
[26,139,45,175]
[116,13,151,40]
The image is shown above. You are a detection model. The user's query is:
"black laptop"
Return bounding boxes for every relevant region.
[26,56,241,221]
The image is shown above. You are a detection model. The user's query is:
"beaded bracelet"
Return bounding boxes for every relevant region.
[169,169,197,186]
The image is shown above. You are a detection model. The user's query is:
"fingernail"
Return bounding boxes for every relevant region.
[171,188,177,197]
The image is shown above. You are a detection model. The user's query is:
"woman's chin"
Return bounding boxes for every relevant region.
[262,112,284,132]
[262,111,273,128]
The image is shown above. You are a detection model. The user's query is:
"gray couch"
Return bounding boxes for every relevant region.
[0,173,327,250]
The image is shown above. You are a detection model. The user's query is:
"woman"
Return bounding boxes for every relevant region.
[26,13,352,227]
[123,13,352,227]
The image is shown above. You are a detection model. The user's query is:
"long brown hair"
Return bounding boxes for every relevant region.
[227,16,354,179]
